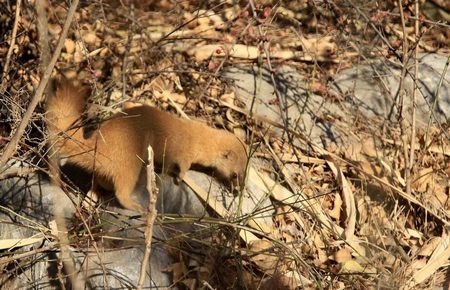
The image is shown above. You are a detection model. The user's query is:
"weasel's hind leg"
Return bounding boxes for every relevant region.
[113,167,144,212]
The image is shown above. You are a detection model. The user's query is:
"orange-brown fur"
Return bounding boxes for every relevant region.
[46,80,247,212]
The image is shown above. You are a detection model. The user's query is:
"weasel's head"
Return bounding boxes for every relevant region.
[216,137,248,191]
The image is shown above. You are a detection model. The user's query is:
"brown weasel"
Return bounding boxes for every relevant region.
[46,80,247,212]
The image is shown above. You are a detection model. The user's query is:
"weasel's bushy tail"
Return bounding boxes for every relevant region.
[46,79,89,157]
[46,80,86,132]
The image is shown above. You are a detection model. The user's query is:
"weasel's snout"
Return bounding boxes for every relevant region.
[230,172,245,195]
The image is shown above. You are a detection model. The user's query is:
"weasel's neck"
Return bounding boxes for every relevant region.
[191,128,221,167]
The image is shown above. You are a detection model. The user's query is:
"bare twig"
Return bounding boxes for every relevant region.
[425,56,450,144]
[137,146,158,289]
[47,154,86,289]
[0,0,80,171]
[428,0,450,12]
[0,244,56,266]
[35,1,84,289]
[52,202,86,290]
[47,155,106,288]
[35,0,50,80]
[247,0,308,192]
[396,0,414,194]
[122,4,135,99]
[0,0,22,93]
[0,166,36,180]
[383,11,450,28]
[397,0,409,121]
[215,93,450,226]
[406,1,420,196]
[398,1,410,186]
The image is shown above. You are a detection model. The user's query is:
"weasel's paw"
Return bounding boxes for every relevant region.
[119,199,145,213]
[173,171,186,185]
[174,176,182,185]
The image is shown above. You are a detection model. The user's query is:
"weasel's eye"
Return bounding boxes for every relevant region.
[232,173,238,179]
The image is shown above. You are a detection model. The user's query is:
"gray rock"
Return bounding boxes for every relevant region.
[0,159,274,289]
[0,163,174,289]
[333,53,450,125]
[225,65,347,144]
[226,53,450,147]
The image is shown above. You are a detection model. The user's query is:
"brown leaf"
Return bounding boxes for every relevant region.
[333,247,352,263]
[328,193,342,220]
[163,262,187,282]
[417,237,441,257]
[249,239,279,273]
[64,38,75,54]
[412,167,434,193]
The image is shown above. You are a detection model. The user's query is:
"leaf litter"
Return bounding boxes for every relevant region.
[0,0,449,289]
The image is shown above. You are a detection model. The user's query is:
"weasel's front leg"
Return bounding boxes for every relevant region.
[172,161,190,185]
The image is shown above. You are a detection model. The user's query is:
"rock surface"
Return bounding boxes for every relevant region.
[227,53,450,145]
[0,160,274,288]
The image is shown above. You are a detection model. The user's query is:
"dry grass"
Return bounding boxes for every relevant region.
[0,0,449,289]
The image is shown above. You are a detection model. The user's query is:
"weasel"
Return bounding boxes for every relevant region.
[46,80,247,212]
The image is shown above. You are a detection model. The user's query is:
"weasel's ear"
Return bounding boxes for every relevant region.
[222,150,233,160]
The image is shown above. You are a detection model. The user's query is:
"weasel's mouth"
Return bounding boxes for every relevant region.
[231,181,245,195]
[188,164,244,191]
[230,174,245,193]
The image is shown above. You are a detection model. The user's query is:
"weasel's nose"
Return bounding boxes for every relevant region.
[231,173,245,195]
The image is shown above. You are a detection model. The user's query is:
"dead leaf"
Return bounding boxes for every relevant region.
[188,44,259,61]
[249,239,279,273]
[326,159,356,239]
[64,38,75,54]
[163,262,187,282]
[417,237,441,257]
[408,234,450,287]
[412,167,434,193]
[333,247,352,263]
[220,91,236,105]
[328,193,342,220]
[340,260,363,273]
[0,235,44,250]
[405,258,427,276]
[299,35,337,58]
[73,40,88,63]
[181,278,196,290]
[315,248,328,267]
[82,31,100,46]
[261,272,303,290]
[347,239,366,258]
[48,23,62,36]
[356,196,369,225]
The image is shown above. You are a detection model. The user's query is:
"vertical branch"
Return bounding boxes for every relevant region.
[406,1,420,195]
[36,0,50,79]
[35,1,84,289]
[122,4,135,99]
[0,0,22,93]
[397,0,411,187]
[0,0,80,170]
[137,146,159,289]
[52,198,86,290]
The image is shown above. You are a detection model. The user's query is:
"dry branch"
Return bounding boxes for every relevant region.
[34,1,83,289]
[0,0,22,93]
[36,0,50,78]
[137,146,159,289]
[0,0,80,171]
